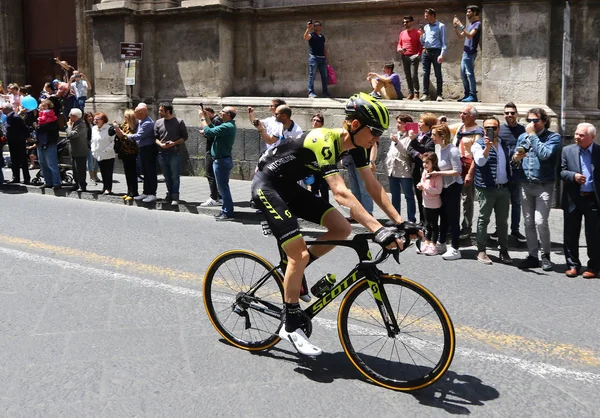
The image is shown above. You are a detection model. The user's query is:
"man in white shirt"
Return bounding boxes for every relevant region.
[266,105,303,145]
[249,98,286,150]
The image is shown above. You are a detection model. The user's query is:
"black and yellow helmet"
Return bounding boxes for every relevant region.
[345,92,390,131]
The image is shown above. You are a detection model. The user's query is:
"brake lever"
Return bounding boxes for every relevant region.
[391,233,405,264]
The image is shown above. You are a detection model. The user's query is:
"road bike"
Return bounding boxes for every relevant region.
[203,225,455,391]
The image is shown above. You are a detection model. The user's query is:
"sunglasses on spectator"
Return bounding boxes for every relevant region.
[526,118,540,123]
[484,126,499,131]
[314,24,321,27]
[504,111,516,115]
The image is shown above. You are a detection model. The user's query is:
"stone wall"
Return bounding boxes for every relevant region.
[0,1,26,86]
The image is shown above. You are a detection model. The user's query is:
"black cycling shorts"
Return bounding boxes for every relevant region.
[251,173,335,247]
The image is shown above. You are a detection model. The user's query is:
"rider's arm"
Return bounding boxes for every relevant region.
[358,167,404,224]
[325,173,383,232]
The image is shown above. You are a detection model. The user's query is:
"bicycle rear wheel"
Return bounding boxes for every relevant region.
[338,274,455,391]
[203,250,284,351]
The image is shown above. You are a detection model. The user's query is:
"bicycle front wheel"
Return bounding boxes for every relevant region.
[338,274,455,391]
[203,250,284,351]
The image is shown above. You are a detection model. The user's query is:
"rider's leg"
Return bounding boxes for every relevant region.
[279,235,322,356]
[281,235,310,304]
[308,208,352,258]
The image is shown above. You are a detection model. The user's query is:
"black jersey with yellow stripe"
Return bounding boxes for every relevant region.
[257,128,369,182]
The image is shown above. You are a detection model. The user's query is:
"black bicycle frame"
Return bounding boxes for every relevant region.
[241,233,403,336]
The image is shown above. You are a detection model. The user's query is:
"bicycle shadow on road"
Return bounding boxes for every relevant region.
[248,346,499,413]
[410,371,500,414]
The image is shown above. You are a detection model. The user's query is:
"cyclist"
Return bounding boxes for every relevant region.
[252,93,407,356]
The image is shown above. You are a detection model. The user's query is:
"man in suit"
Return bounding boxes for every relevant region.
[560,123,600,279]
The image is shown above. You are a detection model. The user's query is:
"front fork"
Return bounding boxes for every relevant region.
[366,272,400,337]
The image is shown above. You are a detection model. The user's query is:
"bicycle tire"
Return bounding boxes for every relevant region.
[338,274,455,391]
[203,250,284,351]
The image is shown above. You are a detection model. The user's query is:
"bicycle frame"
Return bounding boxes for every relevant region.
[237,233,404,337]
[286,234,403,336]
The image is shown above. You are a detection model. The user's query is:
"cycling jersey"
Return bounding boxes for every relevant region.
[252,128,369,247]
[257,128,369,182]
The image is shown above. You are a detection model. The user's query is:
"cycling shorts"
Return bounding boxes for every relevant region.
[251,172,335,247]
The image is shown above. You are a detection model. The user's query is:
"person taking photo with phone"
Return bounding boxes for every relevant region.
[303,19,329,98]
[471,117,512,265]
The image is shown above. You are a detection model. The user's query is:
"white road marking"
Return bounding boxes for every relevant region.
[2,245,599,385]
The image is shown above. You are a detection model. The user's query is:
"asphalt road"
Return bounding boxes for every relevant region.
[0,192,599,417]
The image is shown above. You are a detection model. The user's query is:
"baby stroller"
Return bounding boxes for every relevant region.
[31,136,74,186]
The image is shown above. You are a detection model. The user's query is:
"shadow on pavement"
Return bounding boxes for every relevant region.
[244,345,498,414]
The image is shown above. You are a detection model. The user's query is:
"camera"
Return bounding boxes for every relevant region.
[253,119,260,127]
[307,19,313,25]
[199,102,204,109]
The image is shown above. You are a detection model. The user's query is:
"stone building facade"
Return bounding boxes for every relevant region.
[2,0,598,127]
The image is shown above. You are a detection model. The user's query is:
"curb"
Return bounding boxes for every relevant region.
[1,183,373,233]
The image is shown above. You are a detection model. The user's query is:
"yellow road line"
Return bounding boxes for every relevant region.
[0,234,204,282]
[2,233,599,367]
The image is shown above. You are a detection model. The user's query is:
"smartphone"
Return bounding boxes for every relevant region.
[405,122,419,133]
[485,127,495,140]
[307,19,313,25]
[516,147,526,154]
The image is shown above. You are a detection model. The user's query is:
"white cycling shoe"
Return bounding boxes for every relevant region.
[278,327,322,356]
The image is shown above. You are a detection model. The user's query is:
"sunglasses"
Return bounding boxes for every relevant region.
[526,118,540,123]
[314,24,322,27]
[504,111,516,115]
[484,126,499,131]
[364,124,384,137]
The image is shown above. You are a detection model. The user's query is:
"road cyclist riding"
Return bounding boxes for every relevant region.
[203,93,456,391]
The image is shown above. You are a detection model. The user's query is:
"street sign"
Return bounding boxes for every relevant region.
[120,43,143,60]
[125,60,136,86]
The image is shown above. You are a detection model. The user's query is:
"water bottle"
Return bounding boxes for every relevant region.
[304,175,315,185]
[260,220,271,236]
[310,273,337,298]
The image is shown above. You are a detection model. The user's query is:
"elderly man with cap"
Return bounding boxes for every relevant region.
[66,108,89,191]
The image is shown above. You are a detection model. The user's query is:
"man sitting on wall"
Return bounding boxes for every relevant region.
[367,61,403,100]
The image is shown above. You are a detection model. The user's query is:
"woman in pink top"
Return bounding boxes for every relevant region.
[417,152,443,255]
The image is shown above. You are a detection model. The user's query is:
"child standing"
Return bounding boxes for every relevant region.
[417,152,443,255]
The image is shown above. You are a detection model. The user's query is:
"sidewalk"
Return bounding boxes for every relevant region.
[1,166,575,251]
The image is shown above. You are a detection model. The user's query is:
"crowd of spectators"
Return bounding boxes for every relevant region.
[382,103,598,278]
[1,13,599,279]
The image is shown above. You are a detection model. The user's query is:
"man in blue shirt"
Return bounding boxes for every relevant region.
[512,108,562,272]
[366,61,403,100]
[419,8,447,102]
[453,5,482,102]
[303,20,329,99]
[560,123,600,279]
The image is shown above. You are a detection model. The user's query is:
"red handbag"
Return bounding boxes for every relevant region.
[327,65,337,85]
